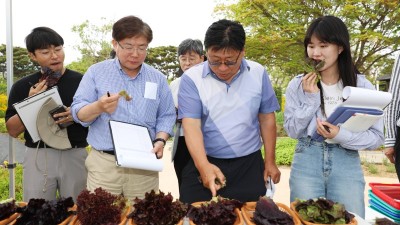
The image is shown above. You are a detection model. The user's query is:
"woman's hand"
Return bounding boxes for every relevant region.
[302,72,319,93]
[316,118,339,139]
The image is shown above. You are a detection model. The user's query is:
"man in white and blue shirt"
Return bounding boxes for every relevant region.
[178,19,281,203]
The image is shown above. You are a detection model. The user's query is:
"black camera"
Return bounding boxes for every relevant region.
[48,105,73,129]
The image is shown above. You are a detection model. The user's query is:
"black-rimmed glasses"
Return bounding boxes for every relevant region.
[117,41,147,55]
[208,52,241,67]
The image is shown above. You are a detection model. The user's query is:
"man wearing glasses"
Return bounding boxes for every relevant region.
[178,19,281,203]
[71,15,175,200]
[5,27,88,201]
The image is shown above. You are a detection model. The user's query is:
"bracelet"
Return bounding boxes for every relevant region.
[152,138,166,146]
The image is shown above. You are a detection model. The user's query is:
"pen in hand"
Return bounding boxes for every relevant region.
[29,82,37,89]
[107,91,110,97]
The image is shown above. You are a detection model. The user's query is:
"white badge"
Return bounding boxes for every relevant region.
[144,82,158,100]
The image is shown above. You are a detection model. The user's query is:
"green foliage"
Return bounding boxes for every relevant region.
[366,162,379,174]
[0,44,40,80]
[67,18,114,74]
[0,78,7,95]
[67,20,181,79]
[275,111,287,137]
[274,86,283,112]
[0,94,7,118]
[275,137,297,165]
[385,163,396,173]
[145,46,179,79]
[382,158,390,166]
[0,164,23,201]
[216,0,400,87]
[275,111,284,125]
[295,198,349,224]
[0,119,6,133]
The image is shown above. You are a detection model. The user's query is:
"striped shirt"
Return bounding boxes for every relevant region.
[384,53,400,147]
[178,59,280,158]
[71,58,176,151]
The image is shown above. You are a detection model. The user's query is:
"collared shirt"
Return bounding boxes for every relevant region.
[178,59,280,158]
[384,53,400,147]
[71,58,176,151]
[284,74,384,150]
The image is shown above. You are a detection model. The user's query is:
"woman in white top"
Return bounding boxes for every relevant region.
[284,16,384,218]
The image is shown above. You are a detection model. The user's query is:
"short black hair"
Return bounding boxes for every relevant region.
[25,27,64,53]
[204,19,245,52]
[178,39,204,56]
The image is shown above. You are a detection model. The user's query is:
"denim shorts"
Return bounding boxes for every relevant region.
[289,137,366,218]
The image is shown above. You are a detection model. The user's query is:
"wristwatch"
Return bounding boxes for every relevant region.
[152,138,166,146]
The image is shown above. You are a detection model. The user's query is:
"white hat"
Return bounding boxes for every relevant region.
[36,98,72,150]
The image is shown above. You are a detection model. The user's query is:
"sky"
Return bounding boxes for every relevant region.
[0,0,222,64]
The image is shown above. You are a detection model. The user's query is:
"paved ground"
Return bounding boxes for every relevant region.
[0,133,25,164]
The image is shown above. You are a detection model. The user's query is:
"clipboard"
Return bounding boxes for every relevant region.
[109,120,163,172]
[13,86,63,142]
[311,106,383,142]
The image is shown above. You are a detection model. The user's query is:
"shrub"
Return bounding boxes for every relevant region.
[275,111,287,137]
[0,94,7,118]
[0,164,23,201]
[0,79,7,95]
[261,137,297,166]
[274,87,283,112]
[275,137,297,166]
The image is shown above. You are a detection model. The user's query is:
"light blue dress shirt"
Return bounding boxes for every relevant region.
[71,58,176,151]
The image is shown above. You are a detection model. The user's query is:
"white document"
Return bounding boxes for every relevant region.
[340,113,383,132]
[109,120,163,172]
[13,86,63,142]
[341,86,392,110]
[144,82,158,100]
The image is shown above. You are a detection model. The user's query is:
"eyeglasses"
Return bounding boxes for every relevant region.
[208,52,241,67]
[36,46,64,57]
[117,41,148,55]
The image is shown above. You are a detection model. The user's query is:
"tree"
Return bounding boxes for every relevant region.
[67,18,114,74]
[0,44,40,80]
[145,46,179,79]
[216,0,400,87]
[67,20,180,78]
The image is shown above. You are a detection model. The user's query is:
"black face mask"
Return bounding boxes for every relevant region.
[40,67,62,88]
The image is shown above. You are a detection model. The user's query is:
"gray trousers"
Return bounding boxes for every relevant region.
[23,147,88,201]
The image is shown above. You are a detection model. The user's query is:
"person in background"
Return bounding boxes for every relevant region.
[109,49,116,59]
[178,19,281,204]
[284,15,384,218]
[384,53,400,181]
[170,39,205,191]
[71,15,176,200]
[5,27,88,201]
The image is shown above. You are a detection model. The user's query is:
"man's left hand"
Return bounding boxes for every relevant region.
[264,163,281,184]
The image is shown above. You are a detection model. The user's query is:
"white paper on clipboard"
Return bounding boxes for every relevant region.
[109,120,163,172]
[13,86,63,142]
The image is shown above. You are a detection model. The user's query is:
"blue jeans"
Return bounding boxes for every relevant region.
[290,137,365,218]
